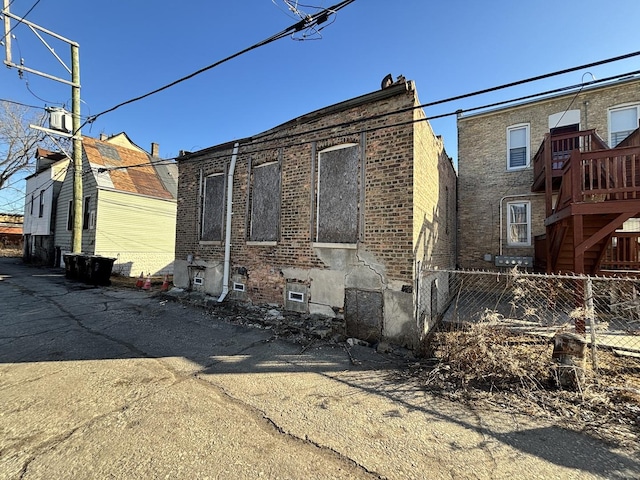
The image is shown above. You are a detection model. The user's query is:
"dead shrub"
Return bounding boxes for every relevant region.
[430,316,552,391]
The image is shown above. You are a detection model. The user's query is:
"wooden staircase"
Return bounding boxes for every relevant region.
[533,128,640,274]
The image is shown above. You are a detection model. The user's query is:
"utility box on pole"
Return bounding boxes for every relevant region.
[47,107,73,133]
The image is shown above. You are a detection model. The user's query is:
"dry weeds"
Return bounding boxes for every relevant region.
[403,321,640,448]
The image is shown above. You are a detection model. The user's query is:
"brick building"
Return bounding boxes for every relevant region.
[174,79,457,347]
[458,75,640,273]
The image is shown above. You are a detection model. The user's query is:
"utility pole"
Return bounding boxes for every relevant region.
[2,0,83,252]
[71,45,82,252]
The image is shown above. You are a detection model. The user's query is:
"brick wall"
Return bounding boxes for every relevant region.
[457,78,640,270]
[176,81,457,349]
[177,85,420,303]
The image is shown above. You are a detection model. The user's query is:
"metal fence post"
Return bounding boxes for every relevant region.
[585,277,598,372]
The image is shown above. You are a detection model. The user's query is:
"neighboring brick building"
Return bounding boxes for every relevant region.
[458,75,640,273]
[0,213,23,250]
[174,79,457,347]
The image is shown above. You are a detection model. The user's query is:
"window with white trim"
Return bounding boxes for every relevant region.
[315,143,359,244]
[507,124,530,170]
[609,104,640,146]
[507,201,531,246]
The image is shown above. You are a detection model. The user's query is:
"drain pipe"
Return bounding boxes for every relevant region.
[218,142,239,303]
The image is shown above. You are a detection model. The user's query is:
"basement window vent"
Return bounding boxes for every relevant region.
[193,276,204,286]
[288,291,305,303]
[233,282,245,292]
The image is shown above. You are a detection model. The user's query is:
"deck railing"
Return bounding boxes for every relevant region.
[601,232,640,270]
[577,145,640,202]
[532,129,608,191]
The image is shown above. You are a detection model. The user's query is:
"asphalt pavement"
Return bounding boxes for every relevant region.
[1,257,639,479]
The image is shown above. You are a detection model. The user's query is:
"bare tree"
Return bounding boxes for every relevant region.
[0,101,48,191]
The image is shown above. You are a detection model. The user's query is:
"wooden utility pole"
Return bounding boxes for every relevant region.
[2,0,82,252]
[71,45,82,252]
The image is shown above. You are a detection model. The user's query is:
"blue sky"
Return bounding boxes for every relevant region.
[1,0,639,213]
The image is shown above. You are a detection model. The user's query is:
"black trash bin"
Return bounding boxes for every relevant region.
[63,254,78,279]
[75,254,89,281]
[87,256,116,286]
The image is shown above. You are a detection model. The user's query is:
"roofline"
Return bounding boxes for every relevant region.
[178,81,414,161]
[96,186,177,202]
[458,74,640,121]
[24,157,70,180]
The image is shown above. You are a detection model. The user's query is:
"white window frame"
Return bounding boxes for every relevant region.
[608,104,640,147]
[506,201,531,246]
[506,124,530,171]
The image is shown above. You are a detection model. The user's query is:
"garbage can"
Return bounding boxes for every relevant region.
[75,254,89,282]
[87,256,116,286]
[63,254,78,279]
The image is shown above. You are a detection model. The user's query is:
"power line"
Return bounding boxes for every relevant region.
[421,50,640,110]
[172,69,640,166]
[3,0,42,38]
[92,49,640,172]
[82,0,356,129]
[45,67,640,177]
[0,97,44,110]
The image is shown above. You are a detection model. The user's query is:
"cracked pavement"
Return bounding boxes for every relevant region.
[1,257,639,479]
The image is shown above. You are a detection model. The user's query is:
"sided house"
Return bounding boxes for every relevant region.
[54,133,178,276]
[175,78,457,348]
[23,148,69,265]
[458,75,640,274]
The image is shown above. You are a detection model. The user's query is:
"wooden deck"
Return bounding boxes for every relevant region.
[534,128,640,274]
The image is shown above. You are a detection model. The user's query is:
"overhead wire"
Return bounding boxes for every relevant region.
[91,70,637,176]
[20,65,640,179]
[80,47,640,160]
[81,0,356,131]
[2,0,42,38]
[99,68,636,171]
[92,69,640,173]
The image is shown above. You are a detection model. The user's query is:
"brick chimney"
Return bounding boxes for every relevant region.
[151,142,160,157]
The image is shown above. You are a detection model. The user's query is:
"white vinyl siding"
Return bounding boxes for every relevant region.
[507,124,529,170]
[609,104,640,146]
[507,201,531,246]
[94,189,176,276]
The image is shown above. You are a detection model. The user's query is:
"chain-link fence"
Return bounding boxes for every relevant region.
[430,269,640,356]
[417,268,640,390]
[414,268,640,461]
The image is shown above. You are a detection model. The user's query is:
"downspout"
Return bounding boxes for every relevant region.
[218,142,239,303]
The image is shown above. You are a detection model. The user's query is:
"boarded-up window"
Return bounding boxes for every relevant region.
[202,173,225,241]
[250,162,280,242]
[317,144,358,243]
